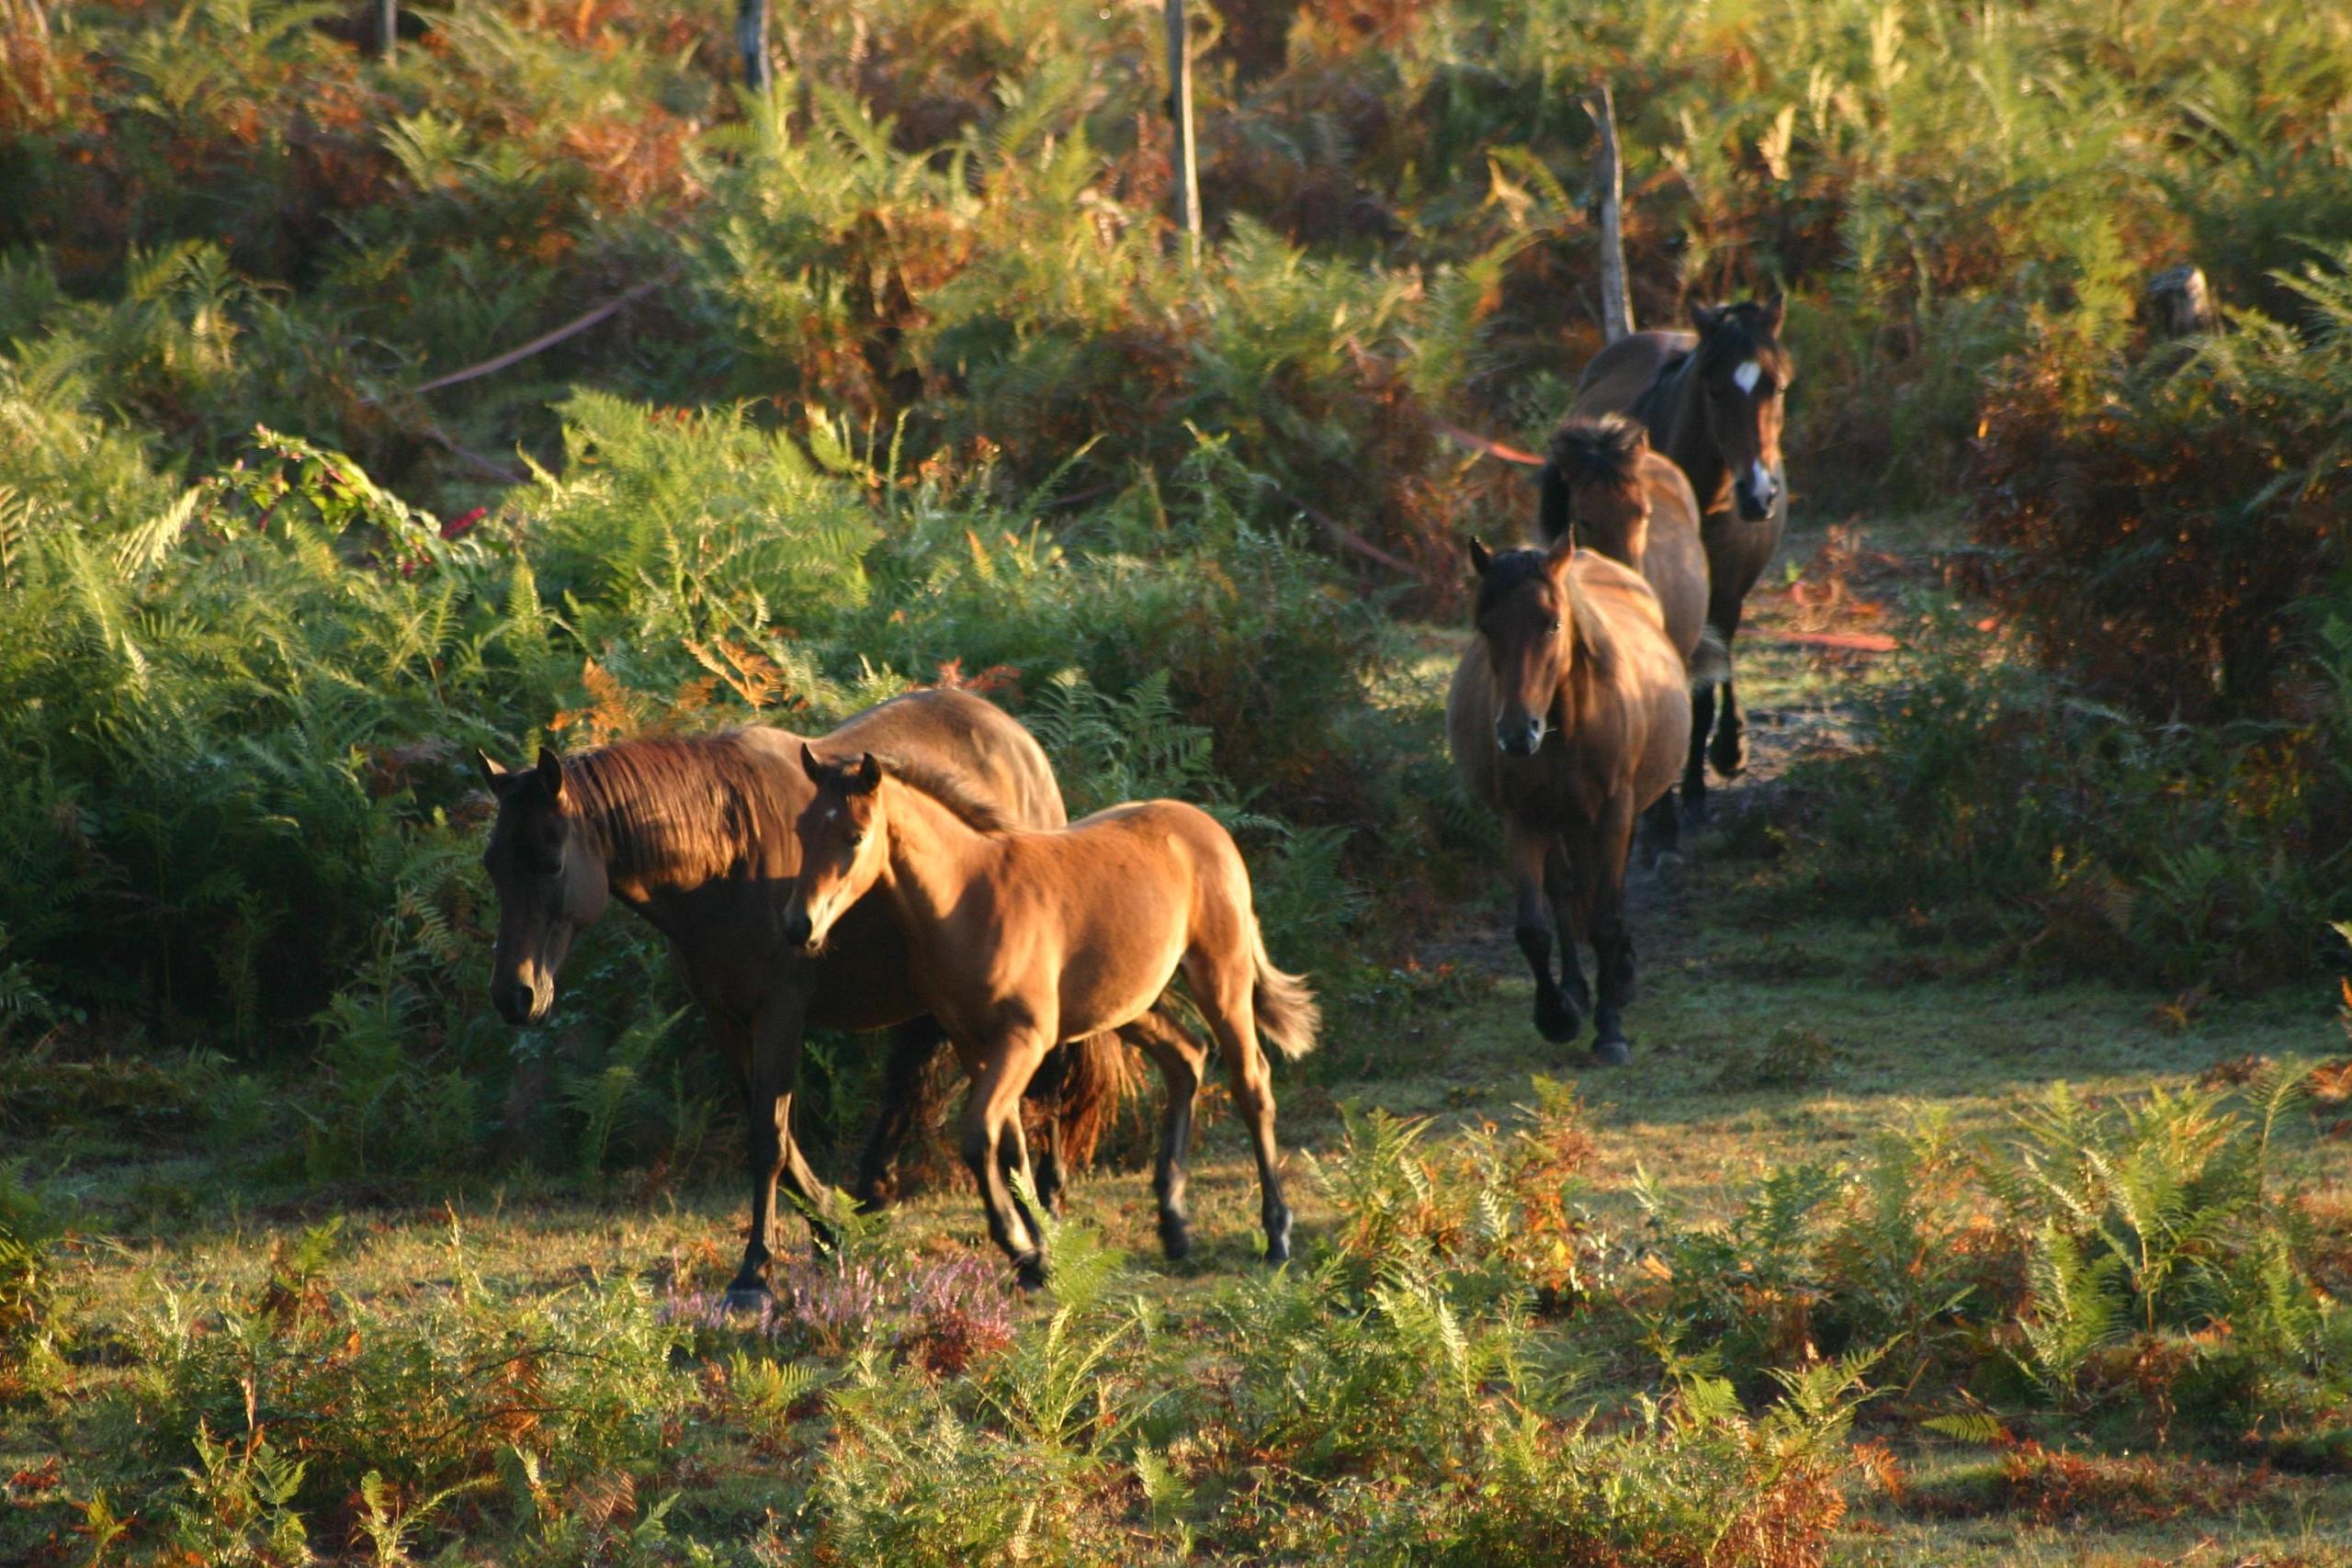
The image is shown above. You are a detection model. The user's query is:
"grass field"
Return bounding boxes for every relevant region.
[7,511,2346,1564]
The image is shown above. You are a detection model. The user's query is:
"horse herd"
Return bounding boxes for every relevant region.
[474,297,1792,1298]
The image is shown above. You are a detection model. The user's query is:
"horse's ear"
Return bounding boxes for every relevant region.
[1689,299,1724,334]
[474,747,507,790]
[850,752,883,794]
[1546,534,1577,573]
[533,745,564,803]
[1761,291,1786,334]
[1466,536,1493,577]
[799,741,825,781]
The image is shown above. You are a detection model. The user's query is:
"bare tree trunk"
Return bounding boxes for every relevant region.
[1165,0,1201,262]
[1587,81,1634,344]
[738,0,772,95]
[379,0,397,62]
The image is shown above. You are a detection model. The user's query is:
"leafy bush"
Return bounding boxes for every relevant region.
[86,1222,691,1557]
[1775,601,2347,987]
[1973,251,2352,726]
[1631,1077,2349,1454]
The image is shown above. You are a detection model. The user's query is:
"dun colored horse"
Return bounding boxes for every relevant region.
[476,689,1174,1307]
[1573,296,1792,818]
[1539,412,1724,862]
[783,749,1318,1285]
[1449,538,1690,1064]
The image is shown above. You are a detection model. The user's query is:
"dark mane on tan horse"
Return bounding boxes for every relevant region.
[1450,536,1691,1066]
[558,733,783,886]
[1543,412,1648,495]
[861,751,1020,836]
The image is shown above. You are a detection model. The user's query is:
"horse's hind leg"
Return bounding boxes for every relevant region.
[1579,797,1642,1066]
[1185,946,1294,1265]
[1511,826,1583,1043]
[958,1034,1053,1289]
[1640,789,1683,874]
[1019,1045,1072,1215]
[1121,1010,1207,1262]
[850,1016,947,1213]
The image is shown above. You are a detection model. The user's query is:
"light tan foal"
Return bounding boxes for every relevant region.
[782,748,1319,1286]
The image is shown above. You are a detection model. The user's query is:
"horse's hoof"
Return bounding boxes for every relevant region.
[723,1284,772,1314]
[1650,850,1685,885]
[1534,988,1585,1044]
[1263,1211,1293,1266]
[1013,1253,1049,1292]
[1590,1037,1632,1067]
[1710,734,1747,780]
[1158,1215,1194,1263]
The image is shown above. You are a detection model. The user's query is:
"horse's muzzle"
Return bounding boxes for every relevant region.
[1735,462,1780,522]
[1496,716,1545,757]
[492,976,548,1027]
[781,906,815,953]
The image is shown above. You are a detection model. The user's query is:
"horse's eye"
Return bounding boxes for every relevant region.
[848,831,866,849]
[1548,617,1564,634]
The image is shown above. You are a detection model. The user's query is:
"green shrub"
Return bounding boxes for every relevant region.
[90,1224,690,1556]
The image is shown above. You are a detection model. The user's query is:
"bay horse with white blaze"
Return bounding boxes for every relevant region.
[1449,537,1690,1064]
[1573,296,1792,819]
[476,689,1180,1308]
[784,750,1318,1286]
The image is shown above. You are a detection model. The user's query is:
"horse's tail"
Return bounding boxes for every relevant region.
[1689,626,1731,689]
[1249,919,1322,1061]
[1538,446,1574,547]
[1041,1032,1142,1172]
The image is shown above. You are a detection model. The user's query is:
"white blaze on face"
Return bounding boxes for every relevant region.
[1733,359,1763,396]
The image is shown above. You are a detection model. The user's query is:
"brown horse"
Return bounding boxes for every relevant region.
[1539,412,1724,863]
[1449,537,1690,1064]
[476,689,1176,1307]
[1573,296,1792,819]
[783,750,1318,1285]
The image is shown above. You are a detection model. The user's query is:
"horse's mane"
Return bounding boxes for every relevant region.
[560,731,782,882]
[1547,412,1646,488]
[1474,548,1612,675]
[876,753,1018,836]
[1540,414,1645,544]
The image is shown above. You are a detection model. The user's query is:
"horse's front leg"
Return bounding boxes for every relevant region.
[1543,840,1591,1027]
[1581,795,1642,1067]
[957,1029,1054,1289]
[728,985,826,1309]
[1683,681,1716,825]
[1509,825,1582,1043]
[1708,594,1751,781]
[1711,671,1748,780]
